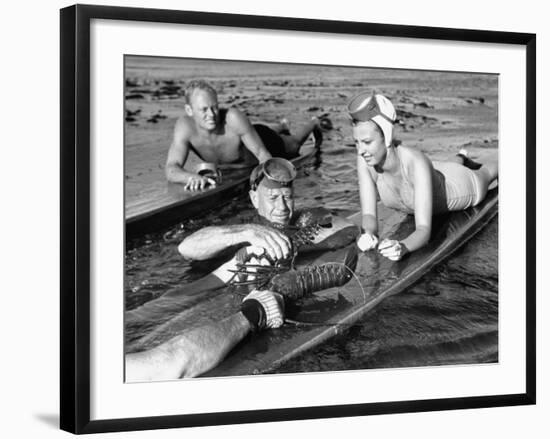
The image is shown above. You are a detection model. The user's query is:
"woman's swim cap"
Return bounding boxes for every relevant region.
[347,92,396,147]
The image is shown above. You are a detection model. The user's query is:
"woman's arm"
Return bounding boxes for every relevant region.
[357,155,378,235]
[401,152,433,253]
[378,152,433,261]
[356,155,380,251]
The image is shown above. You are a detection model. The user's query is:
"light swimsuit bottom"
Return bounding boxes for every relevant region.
[377,158,486,215]
[432,161,486,213]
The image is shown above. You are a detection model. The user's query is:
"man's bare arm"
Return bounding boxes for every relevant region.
[178,224,292,262]
[165,118,215,190]
[165,119,194,182]
[227,108,271,163]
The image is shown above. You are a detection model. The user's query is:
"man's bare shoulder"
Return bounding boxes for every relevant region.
[174,115,197,137]
[225,107,252,134]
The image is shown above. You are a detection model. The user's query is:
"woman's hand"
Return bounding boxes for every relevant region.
[378,239,408,261]
[357,233,379,251]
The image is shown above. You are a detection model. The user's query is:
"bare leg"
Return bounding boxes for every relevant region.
[290,117,320,144]
[271,118,291,135]
[448,155,463,164]
[452,149,482,170]
[457,149,498,182]
[446,150,498,204]
[473,156,499,195]
[477,160,498,184]
[279,117,323,156]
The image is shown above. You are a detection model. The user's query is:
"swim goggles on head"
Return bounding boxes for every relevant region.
[250,157,297,191]
[347,91,396,125]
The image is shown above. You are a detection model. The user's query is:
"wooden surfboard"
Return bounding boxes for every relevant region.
[125,140,319,238]
[205,188,498,377]
[125,212,360,351]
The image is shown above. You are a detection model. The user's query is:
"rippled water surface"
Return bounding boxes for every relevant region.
[125,144,498,371]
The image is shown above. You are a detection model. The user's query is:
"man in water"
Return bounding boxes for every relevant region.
[125,159,358,380]
[125,159,298,381]
[165,80,322,191]
[178,157,358,282]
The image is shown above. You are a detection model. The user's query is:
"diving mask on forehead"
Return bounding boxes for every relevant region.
[347,91,397,148]
[347,91,396,125]
[250,157,297,191]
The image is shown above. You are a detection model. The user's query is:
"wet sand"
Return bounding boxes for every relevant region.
[124,56,498,202]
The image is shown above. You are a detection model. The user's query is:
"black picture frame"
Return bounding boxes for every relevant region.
[60,4,536,434]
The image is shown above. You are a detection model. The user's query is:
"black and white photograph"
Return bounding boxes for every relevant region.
[123,56,499,381]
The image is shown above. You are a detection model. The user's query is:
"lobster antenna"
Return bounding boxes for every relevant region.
[317,261,367,305]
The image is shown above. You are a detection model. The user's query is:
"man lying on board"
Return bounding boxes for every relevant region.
[165,80,322,191]
[125,289,285,381]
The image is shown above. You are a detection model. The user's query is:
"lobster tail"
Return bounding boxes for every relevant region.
[267,244,359,301]
[228,215,360,295]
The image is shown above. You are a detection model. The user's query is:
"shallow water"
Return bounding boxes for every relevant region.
[125,142,498,371]
[275,219,498,373]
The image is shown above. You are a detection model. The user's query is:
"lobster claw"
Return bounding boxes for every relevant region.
[235,246,279,266]
[228,256,290,289]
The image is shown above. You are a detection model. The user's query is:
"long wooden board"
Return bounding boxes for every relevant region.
[205,188,498,377]
[125,213,360,351]
[126,188,497,377]
[125,141,318,237]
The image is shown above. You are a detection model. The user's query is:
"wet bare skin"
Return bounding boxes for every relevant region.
[175,110,254,164]
[165,89,271,189]
[354,120,498,261]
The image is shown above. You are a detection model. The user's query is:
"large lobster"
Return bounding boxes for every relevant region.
[227,209,360,302]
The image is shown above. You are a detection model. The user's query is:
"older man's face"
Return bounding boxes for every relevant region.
[250,185,295,226]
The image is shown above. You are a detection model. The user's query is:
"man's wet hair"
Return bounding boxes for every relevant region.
[184,80,218,104]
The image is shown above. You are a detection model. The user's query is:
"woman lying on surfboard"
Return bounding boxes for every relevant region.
[348,91,498,261]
